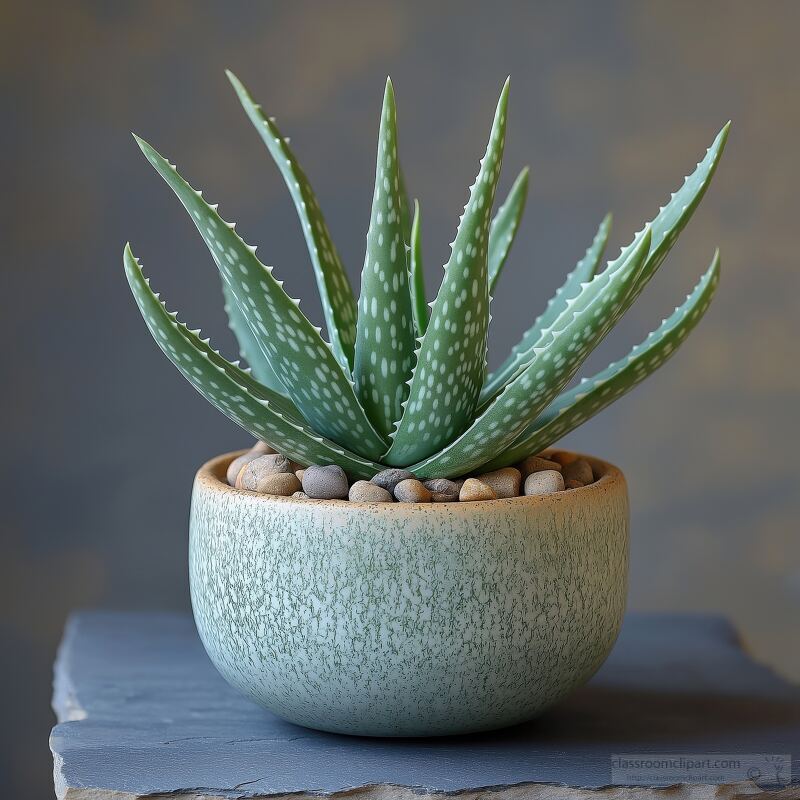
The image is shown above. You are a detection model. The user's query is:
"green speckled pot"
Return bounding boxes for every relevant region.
[189,450,629,737]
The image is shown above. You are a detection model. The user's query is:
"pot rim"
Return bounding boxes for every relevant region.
[195,448,626,511]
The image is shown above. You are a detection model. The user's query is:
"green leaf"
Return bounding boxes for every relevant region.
[488,166,529,293]
[398,165,413,247]
[481,211,611,403]
[134,134,389,460]
[124,245,385,478]
[221,279,286,395]
[481,250,721,470]
[409,229,651,478]
[226,70,357,373]
[623,124,729,307]
[483,122,729,405]
[382,79,510,466]
[353,78,418,438]
[408,199,428,336]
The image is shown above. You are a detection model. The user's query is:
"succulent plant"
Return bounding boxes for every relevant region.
[125,72,727,480]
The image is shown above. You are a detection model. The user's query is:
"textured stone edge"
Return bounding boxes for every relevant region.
[50,613,796,800]
[52,615,87,723]
[56,779,793,800]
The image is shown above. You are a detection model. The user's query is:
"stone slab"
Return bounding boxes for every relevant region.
[50,611,800,799]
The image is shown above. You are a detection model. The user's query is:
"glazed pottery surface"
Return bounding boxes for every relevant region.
[189,451,629,736]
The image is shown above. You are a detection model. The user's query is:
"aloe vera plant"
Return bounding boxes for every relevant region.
[125,72,727,480]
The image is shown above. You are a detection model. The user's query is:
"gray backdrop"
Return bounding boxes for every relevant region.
[2,1,799,796]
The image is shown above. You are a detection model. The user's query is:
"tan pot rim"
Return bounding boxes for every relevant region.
[195,448,626,512]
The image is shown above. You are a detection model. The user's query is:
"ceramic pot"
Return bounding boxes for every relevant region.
[189,450,628,737]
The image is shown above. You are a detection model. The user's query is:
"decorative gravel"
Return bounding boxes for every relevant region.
[228,441,598,501]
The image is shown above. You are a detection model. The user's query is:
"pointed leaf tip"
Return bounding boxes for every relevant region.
[482,248,722,471]
[384,76,509,465]
[353,72,417,438]
[487,165,530,293]
[136,136,386,457]
[123,244,384,478]
[227,71,358,373]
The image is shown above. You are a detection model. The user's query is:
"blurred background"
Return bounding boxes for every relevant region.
[2,0,799,795]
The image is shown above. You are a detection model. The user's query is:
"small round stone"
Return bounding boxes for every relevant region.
[371,468,416,494]
[394,478,432,503]
[562,458,594,486]
[524,470,565,496]
[295,469,305,483]
[302,464,349,500]
[423,478,462,503]
[550,451,579,468]
[237,454,292,490]
[291,491,310,499]
[518,455,562,477]
[459,478,497,502]
[429,492,452,503]
[475,467,521,499]
[348,481,394,503]
[564,479,585,490]
[256,472,302,496]
[226,451,260,487]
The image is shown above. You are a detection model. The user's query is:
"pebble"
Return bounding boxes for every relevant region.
[237,455,292,490]
[524,470,565,496]
[475,467,521,499]
[423,478,462,503]
[371,468,416,494]
[394,478,432,503]
[231,447,587,502]
[550,451,578,468]
[256,472,302,496]
[226,451,261,487]
[302,464,349,500]
[348,481,394,503]
[459,478,497,502]
[563,458,594,486]
[518,455,562,477]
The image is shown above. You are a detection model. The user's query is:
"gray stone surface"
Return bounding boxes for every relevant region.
[50,612,800,799]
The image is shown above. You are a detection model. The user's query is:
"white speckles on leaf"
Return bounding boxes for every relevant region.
[123,245,384,478]
[409,229,651,478]
[482,251,721,471]
[133,135,388,460]
[226,71,358,373]
[383,80,509,466]
[353,78,417,439]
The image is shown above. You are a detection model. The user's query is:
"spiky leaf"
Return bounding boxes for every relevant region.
[481,250,721,470]
[398,166,413,247]
[134,135,388,459]
[488,167,529,293]
[353,79,417,438]
[221,279,285,395]
[409,229,651,477]
[382,79,510,466]
[226,70,357,373]
[124,245,385,478]
[483,123,729,404]
[408,199,427,336]
[482,211,611,402]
